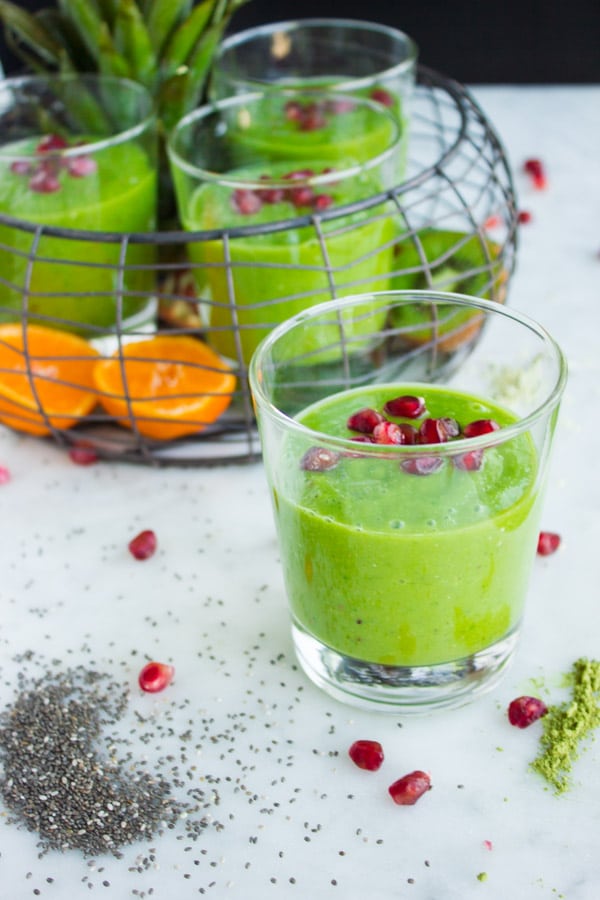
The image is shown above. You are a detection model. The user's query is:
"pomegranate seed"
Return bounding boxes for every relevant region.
[350,435,375,443]
[325,97,355,115]
[284,100,303,121]
[29,169,61,193]
[439,417,460,438]
[289,186,315,208]
[462,419,500,438]
[518,210,532,224]
[373,421,406,444]
[401,456,443,476]
[523,158,547,190]
[313,193,334,211]
[10,159,32,175]
[383,394,426,418]
[36,134,69,153]
[452,448,484,471]
[484,214,502,230]
[370,87,395,108]
[0,464,11,484]
[348,739,384,771]
[68,446,98,466]
[283,169,315,181]
[300,446,340,472]
[537,531,561,556]
[396,423,418,444]
[388,770,431,805]
[507,695,548,728]
[232,188,262,215]
[298,104,327,132]
[418,418,450,444]
[483,840,493,851]
[67,155,98,177]
[128,529,157,560]
[138,661,175,693]
[257,185,285,204]
[347,407,385,434]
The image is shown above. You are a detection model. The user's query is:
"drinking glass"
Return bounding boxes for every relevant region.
[168,89,402,367]
[249,291,567,712]
[0,74,157,341]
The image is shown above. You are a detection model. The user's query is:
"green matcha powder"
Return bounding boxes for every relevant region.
[531,658,600,794]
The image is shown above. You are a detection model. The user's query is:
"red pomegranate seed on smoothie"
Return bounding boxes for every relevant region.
[313,193,334,211]
[36,134,69,153]
[373,421,406,444]
[383,394,426,418]
[452,448,484,471]
[388,770,431,805]
[301,446,340,472]
[401,456,443,476]
[418,418,451,444]
[348,740,384,771]
[347,407,385,434]
[507,695,548,728]
[128,529,157,560]
[289,185,315,208]
[67,155,98,177]
[370,87,395,108]
[232,188,262,215]
[10,159,32,176]
[462,419,500,438]
[138,661,175,693]
[29,168,61,193]
[537,531,561,556]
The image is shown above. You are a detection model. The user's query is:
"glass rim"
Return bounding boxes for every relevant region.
[215,17,419,93]
[167,88,403,187]
[0,73,156,160]
[249,290,568,455]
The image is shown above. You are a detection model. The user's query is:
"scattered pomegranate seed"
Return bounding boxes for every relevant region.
[232,188,262,215]
[67,155,98,177]
[373,421,406,444]
[68,446,99,466]
[462,419,500,438]
[523,158,547,190]
[29,168,61,193]
[370,87,395,108]
[0,464,11,485]
[300,446,340,472]
[383,394,426,418]
[418,417,451,444]
[507,695,548,728]
[483,840,493,851]
[257,185,285,204]
[283,169,315,181]
[518,210,532,224]
[297,104,327,132]
[400,456,443,476]
[348,739,384,771]
[347,407,385,434]
[452,448,484,471]
[484,214,502,230]
[128,529,158,560]
[289,185,315,208]
[10,159,32,175]
[388,770,431,805]
[37,134,69,153]
[537,531,561,556]
[138,661,175,693]
[325,97,356,115]
[284,100,304,121]
[313,193,334,211]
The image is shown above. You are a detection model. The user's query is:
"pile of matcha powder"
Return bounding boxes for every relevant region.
[531,657,600,794]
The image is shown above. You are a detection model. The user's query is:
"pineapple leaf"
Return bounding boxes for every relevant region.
[36,9,97,72]
[145,0,192,56]
[160,0,216,74]
[97,22,133,79]
[0,0,63,67]
[114,0,157,84]
[57,0,105,64]
[95,0,120,30]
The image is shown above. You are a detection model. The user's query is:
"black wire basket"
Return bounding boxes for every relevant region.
[0,67,518,466]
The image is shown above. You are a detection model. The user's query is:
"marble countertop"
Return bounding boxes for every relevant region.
[1,86,599,900]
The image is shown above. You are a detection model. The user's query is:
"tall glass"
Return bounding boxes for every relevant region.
[0,74,157,341]
[249,291,567,712]
[168,89,401,367]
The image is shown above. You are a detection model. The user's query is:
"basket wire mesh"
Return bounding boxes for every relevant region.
[0,67,518,466]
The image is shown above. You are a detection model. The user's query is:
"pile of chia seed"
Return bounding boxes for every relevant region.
[0,664,188,857]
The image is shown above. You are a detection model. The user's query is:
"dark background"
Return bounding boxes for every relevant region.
[1,0,599,84]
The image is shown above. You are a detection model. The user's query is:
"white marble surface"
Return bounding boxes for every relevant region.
[1,86,599,900]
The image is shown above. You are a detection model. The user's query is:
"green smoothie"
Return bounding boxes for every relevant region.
[272,383,541,667]
[181,160,395,365]
[0,136,157,334]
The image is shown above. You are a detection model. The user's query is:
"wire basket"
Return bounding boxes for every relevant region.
[0,67,518,466]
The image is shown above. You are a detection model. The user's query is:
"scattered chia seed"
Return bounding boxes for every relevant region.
[531,657,600,794]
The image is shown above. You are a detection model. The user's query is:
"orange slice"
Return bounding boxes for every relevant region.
[0,324,99,436]
[93,335,236,441]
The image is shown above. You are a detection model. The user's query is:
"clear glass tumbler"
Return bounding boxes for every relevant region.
[249,291,567,712]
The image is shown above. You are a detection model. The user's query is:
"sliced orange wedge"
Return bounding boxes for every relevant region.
[0,324,99,436]
[93,335,236,441]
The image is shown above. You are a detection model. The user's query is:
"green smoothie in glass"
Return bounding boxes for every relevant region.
[275,383,540,668]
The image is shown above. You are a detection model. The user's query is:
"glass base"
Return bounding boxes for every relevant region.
[291,621,520,713]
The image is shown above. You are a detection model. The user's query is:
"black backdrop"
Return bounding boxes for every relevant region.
[1,0,599,84]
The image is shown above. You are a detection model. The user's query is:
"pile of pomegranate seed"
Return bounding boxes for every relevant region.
[9,134,98,194]
[231,166,336,216]
[138,661,175,693]
[523,158,547,190]
[348,739,384,771]
[388,770,432,805]
[507,695,548,728]
[128,529,158,560]
[537,531,561,556]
